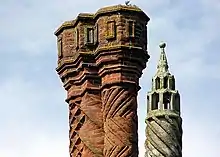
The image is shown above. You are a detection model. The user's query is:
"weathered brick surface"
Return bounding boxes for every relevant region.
[55,4,150,157]
[102,85,138,156]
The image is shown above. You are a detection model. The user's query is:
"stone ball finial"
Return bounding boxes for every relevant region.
[159,42,166,49]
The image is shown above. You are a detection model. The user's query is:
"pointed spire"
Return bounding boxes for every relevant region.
[156,42,169,74]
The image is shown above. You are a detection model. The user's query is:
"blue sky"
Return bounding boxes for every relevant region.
[0,0,220,156]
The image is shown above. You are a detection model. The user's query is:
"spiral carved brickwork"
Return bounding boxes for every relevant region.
[102,86,138,157]
[80,92,104,157]
[69,100,85,156]
[55,4,150,157]
[145,115,182,157]
[69,92,104,157]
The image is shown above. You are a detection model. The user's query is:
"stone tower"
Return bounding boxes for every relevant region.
[145,43,182,157]
[55,4,150,157]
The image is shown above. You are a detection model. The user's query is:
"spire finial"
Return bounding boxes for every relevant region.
[157,42,169,74]
[159,42,166,49]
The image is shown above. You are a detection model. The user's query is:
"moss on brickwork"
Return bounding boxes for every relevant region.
[54,4,149,36]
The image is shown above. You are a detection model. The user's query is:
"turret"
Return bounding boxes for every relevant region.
[145,42,182,157]
[148,42,180,113]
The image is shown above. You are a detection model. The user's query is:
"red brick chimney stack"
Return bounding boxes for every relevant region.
[55,4,150,157]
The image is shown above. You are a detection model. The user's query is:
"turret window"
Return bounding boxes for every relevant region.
[152,93,159,110]
[87,28,94,43]
[174,93,180,112]
[163,92,171,110]
[128,21,134,37]
[84,26,94,45]
[126,20,136,38]
[163,76,168,89]
[106,20,116,39]
[155,77,160,90]
[169,76,175,90]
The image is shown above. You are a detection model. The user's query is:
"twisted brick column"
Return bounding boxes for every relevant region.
[102,85,138,157]
[68,90,104,157]
[145,115,182,157]
[68,97,85,156]
[79,92,104,157]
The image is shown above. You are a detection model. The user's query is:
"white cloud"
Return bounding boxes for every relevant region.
[1,0,220,157]
[0,76,68,157]
[0,133,69,157]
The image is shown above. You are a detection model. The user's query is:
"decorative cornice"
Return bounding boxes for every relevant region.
[63,70,99,89]
[54,14,94,36]
[56,51,93,74]
[54,20,75,36]
[54,4,150,36]
[94,45,149,64]
[94,4,150,21]
[147,89,179,95]
[56,45,149,76]
[146,110,181,120]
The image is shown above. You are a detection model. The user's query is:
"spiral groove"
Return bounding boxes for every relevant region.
[102,86,138,157]
[69,100,86,156]
[145,116,182,157]
[69,92,104,157]
[80,92,104,157]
